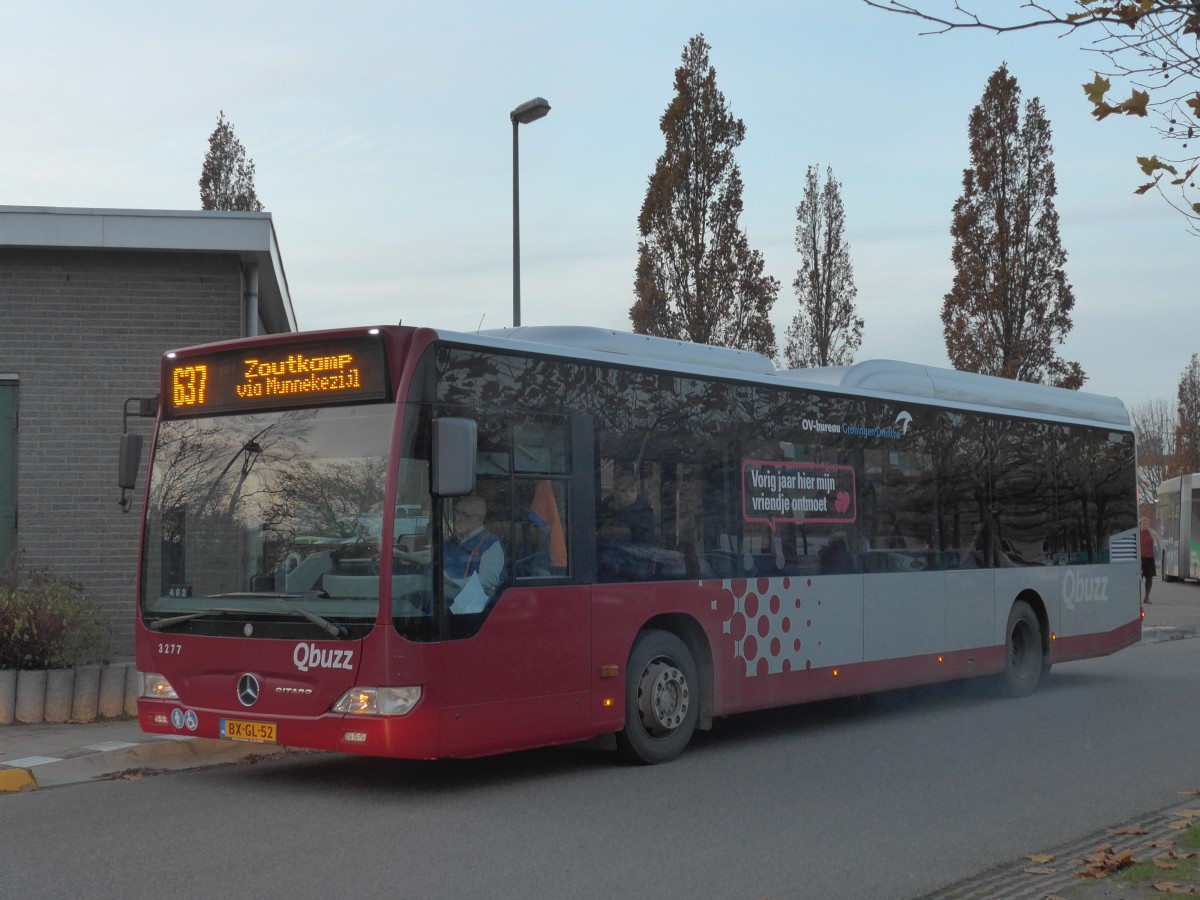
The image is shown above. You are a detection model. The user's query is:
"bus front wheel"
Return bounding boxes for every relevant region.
[617,630,699,764]
[1000,600,1043,698]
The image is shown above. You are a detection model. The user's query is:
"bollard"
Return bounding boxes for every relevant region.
[15,669,47,724]
[97,663,127,719]
[71,664,101,723]
[124,661,139,717]
[43,669,75,723]
[0,669,16,725]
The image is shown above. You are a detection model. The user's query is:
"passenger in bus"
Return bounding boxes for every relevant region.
[597,475,661,580]
[818,533,855,574]
[397,494,505,612]
[599,475,658,545]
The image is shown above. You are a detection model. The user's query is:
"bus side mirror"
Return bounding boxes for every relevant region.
[119,432,143,491]
[432,418,477,497]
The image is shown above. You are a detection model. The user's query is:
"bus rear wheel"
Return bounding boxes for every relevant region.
[616,629,699,764]
[1000,600,1043,697]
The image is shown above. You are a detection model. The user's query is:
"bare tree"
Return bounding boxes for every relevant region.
[1131,396,1176,508]
[783,165,863,369]
[199,111,264,212]
[632,34,778,356]
[944,64,1084,388]
[863,1,1200,233]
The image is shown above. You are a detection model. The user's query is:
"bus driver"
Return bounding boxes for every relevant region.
[397,494,505,613]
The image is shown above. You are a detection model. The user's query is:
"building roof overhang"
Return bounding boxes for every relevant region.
[0,205,296,333]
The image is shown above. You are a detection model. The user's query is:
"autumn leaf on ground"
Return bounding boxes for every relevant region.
[1076,847,1135,878]
[1179,790,1200,797]
[1168,821,1193,830]
[1113,825,1148,835]
[1151,883,1181,893]
[1153,856,1178,869]
[1173,809,1200,818]
[1027,853,1058,864]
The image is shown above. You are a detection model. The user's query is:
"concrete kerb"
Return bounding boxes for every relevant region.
[1142,624,1197,644]
[1,736,293,792]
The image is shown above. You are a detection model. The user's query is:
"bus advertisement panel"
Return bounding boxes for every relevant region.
[132,325,1140,763]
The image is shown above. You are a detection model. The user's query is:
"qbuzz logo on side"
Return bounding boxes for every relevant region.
[1061,571,1110,610]
[293,642,355,673]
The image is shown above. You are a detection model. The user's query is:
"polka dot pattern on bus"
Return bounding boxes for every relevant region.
[718,577,817,676]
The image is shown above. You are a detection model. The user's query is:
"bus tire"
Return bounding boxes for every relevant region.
[616,629,699,764]
[1000,600,1043,698]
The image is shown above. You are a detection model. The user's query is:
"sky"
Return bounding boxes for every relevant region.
[3,1,1194,410]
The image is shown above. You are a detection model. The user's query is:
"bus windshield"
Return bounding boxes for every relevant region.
[140,404,405,633]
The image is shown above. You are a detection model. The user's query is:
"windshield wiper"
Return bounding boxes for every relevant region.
[147,608,243,631]
[208,592,348,638]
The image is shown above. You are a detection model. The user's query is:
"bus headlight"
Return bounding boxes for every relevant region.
[332,686,422,716]
[141,672,178,700]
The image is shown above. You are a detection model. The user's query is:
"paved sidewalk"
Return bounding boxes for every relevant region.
[0,717,292,792]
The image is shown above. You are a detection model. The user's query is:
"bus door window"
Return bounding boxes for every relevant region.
[515,479,568,578]
[511,415,571,580]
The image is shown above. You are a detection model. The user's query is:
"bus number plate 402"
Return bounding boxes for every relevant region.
[220,718,277,744]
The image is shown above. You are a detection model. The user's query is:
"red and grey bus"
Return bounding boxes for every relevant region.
[128,325,1141,763]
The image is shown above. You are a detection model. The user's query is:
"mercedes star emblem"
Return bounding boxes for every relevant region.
[237,673,260,707]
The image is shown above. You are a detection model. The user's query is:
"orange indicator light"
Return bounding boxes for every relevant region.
[599,665,619,678]
[832,668,839,677]
[602,698,615,708]
[937,655,944,663]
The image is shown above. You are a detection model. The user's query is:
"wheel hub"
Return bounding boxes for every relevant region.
[638,660,690,735]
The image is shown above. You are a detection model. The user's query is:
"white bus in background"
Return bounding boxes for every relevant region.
[1157,473,1200,583]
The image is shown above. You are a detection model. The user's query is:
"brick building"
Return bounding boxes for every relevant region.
[0,206,297,655]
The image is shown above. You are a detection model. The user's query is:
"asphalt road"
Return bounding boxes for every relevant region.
[3,623,1198,900]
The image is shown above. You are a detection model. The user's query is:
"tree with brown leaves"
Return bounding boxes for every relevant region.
[1173,353,1200,477]
[199,110,264,212]
[943,64,1084,389]
[632,34,778,356]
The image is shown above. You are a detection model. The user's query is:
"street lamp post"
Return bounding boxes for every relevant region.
[510,96,551,328]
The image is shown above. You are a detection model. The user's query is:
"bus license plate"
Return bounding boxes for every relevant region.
[220,718,278,744]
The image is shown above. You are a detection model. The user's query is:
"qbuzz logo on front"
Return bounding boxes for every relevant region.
[293,642,355,673]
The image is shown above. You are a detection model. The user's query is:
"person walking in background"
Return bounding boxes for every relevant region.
[1140,517,1160,604]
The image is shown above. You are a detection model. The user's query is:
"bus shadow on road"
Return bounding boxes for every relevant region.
[200,667,1123,794]
[687,664,1122,753]
[210,741,617,796]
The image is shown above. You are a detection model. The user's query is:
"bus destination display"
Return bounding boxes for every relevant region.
[165,335,390,417]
